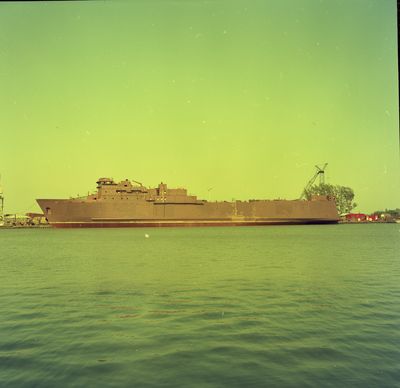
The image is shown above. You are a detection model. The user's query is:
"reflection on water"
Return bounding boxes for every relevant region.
[0,224,399,387]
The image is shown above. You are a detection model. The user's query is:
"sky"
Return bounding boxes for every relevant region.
[0,0,398,214]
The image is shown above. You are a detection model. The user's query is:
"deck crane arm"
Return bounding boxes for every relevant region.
[300,163,328,199]
[131,179,143,186]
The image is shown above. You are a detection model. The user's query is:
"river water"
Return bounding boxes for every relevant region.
[0,224,399,387]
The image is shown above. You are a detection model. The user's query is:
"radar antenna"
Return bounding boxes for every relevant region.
[300,163,328,199]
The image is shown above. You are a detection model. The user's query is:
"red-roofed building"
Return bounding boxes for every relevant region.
[344,213,379,222]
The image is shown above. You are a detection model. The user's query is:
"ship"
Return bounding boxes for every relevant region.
[36,177,339,228]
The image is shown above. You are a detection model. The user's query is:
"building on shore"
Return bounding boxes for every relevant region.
[2,213,48,227]
[341,213,396,223]
[25,213,48,225]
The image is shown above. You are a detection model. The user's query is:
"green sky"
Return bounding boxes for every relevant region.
[0,0,398,213]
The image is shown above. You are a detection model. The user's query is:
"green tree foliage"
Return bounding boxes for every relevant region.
[372,208,400,217]
[303,183,357,214]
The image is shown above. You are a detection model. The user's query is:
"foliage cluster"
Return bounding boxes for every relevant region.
[303,183,357,215]
[372,208,400,217]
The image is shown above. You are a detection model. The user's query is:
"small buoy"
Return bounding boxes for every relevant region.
[145,234,149,238]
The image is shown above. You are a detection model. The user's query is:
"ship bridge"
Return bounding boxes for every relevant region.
[96,178,116,188]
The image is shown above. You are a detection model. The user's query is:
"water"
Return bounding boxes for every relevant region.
[0,224,399,387]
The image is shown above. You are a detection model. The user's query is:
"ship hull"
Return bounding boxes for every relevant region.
[50,220,338,228]
[37,198,339,228]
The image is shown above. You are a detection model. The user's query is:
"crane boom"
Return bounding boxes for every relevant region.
[300,163,328,199]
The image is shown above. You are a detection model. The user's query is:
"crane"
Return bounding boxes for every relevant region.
[299,163,328,200]
[131,179,143,187]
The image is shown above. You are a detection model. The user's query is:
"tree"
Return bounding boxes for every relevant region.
[372,208,400,218]
[303,183,357,215]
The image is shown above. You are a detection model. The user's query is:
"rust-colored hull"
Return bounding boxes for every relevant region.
[50,219,338,228]
[37,178,339,228]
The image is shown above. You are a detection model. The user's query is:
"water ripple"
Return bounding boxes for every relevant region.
[0,225,399,387]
